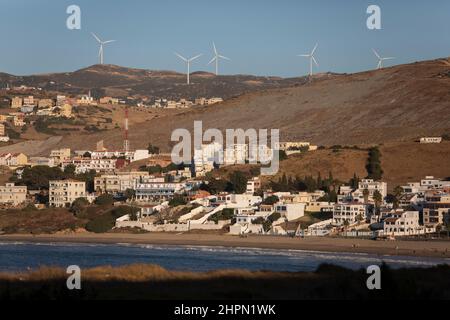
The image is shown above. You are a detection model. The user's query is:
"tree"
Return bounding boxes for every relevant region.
[168,195,187,207]
[373,190,383,210]
[349,173,360,190]
[94,194,115,206]
[147,143,160,154]
[228,171,248,194]
[263,195,279,205]
[366,147,383,180]
[124,188,136,200]
[83,152,91,158]
[71,197,90,216]
[278,150,288,161]
[64,164,76,176]
[363,188,370,203]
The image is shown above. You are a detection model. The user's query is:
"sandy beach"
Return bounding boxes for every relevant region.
[1,233,450,259]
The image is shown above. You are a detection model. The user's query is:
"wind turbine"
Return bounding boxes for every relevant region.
[208,42,230,76]
[373,49,395,69]
[175,52,202,85]
[91,33,116,65]
[298,43,319,77]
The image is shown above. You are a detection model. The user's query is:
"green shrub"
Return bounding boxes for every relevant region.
[94,194,114,206]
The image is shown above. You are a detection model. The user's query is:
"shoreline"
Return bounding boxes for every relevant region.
[1,233,450,259]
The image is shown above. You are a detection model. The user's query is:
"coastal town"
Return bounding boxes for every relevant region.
[0,112,448,240]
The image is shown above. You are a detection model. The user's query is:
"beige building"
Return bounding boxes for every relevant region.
[38,99,54,109]
[50,148,71,165]
[0,123,5,136]
[0,183,27,206]
[0,153,28,167]
[422,191,450,227]
[49,180,86,207]
[59,103,72,118]
[23,96,35,106]
[94,171,150,194]
[11,97,23,109]
[13,115,26,127]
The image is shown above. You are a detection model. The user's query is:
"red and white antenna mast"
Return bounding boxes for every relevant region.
[123,107,129,152]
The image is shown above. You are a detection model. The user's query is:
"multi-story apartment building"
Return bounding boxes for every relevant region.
[0,153,28,167]
[38,99,54,109]
[383,211,421,236]
[338,180,387,204]
[49,180,86,207]
[50,148,71,165]
[0,183,27,205]
[422,190,450,227]
[333,203,368,226]
[0,123,5,136]
[11,97,23,109]
[62,158,126,174]
[135,181,187,201]
[23,96,35,106]
[94,171,150,194]
[246,177,261,195]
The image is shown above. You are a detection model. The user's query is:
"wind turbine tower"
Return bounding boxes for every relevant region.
[175,52,202,85]
[372,49,395,69]
[208,42,230,76]
[123,107,129,153]
[298,43,319,77]
[91,33,116,65]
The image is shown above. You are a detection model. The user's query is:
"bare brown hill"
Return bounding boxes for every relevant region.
[40,58,450,152]
[0,64,308,100]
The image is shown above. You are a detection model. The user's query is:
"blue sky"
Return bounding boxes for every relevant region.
[1,0,449,77]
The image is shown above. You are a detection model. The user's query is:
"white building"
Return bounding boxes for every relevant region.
[135,181,188,201]
[216,193,262,207]
[274,202,306,221]
[333,203,368,226]
[420,137,442,144]
[383,211,422,236]
[246,177,261,195]
[339,180,387,204]
[62,158,123,174]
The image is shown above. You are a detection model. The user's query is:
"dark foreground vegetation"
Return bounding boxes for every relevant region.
[1,263,449,300]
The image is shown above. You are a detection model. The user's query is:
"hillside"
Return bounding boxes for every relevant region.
[27,57,450,152]
[214,141,450,190]
[0,64,308,100]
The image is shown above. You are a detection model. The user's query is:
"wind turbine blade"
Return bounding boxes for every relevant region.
[298,54,310,57]
[312,56,319,66]
[372,49,381,59]
[311,43,318,55]
[91,32,102,43]
[213,42,217,55]
[189,54,203,62]
[377,61,382,69]
[208,57,217,65]
[218,55,230,61]
[103,40,116,44]
[174,52,187,62]
[383,57,395,60]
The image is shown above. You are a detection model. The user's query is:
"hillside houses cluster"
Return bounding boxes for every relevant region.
[138,97,223,109]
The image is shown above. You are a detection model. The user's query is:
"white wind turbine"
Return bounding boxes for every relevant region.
[298,43,319,77]
[208,42,230,76]
[91,33,116,65]
[175,52,202,85]
[373,49,395,69]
